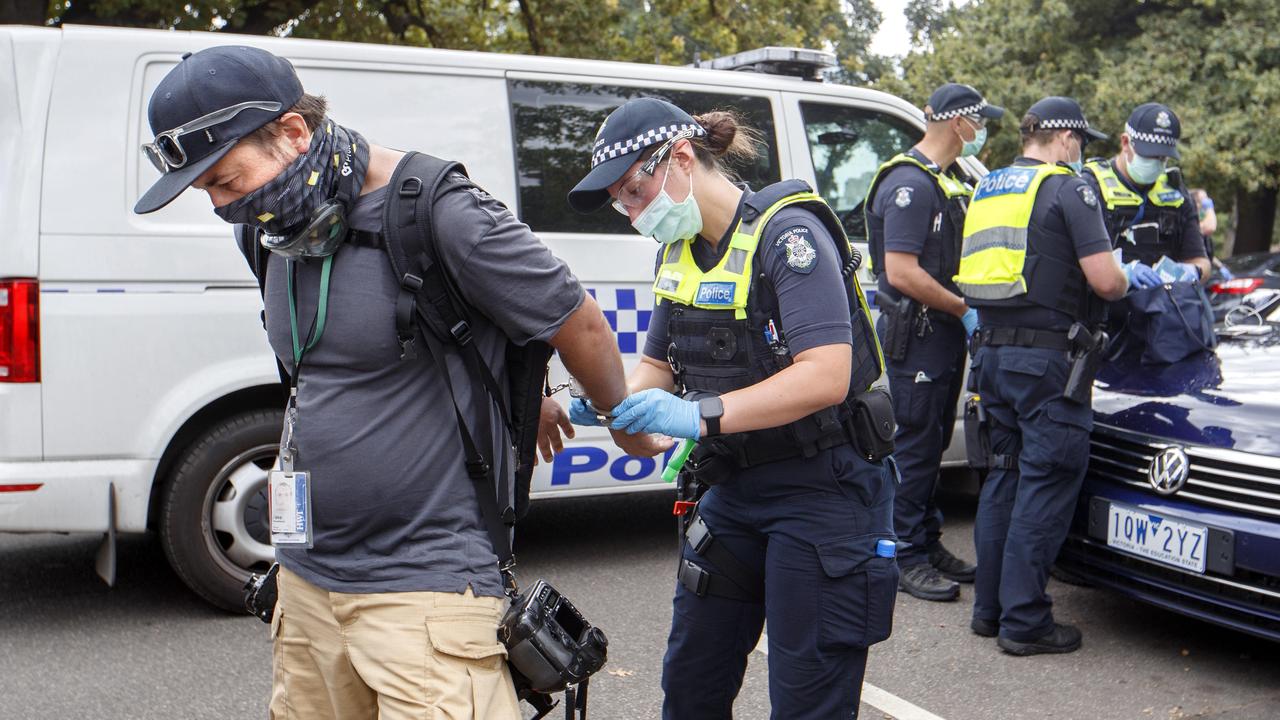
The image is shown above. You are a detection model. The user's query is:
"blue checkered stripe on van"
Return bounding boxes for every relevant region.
[588,287,653,355]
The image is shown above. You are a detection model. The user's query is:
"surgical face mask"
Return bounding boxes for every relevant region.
[958,120,987,158]
[631,163,703,245]
[1127,149,1166,185]
[1065,133,1084,174]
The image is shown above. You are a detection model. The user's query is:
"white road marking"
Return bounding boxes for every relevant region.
[754,633,947,720]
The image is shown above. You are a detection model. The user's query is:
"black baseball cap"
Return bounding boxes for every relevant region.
[1125,103,1181,159]
[1024,96,1108,143]
[568,97,707,213]
[925,83,1004,121]
[134,45,304,214]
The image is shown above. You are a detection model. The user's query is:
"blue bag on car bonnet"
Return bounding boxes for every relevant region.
[1120,282,1217,365]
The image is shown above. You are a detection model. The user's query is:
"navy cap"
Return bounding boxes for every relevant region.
[925,83,1004,121]
[1025,96,1108,143]
[134,45,304,214]
[568,97,707,213]
[1125,103,1181,159]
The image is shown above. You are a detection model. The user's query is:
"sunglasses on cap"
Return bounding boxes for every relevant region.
[611,128,698,215]
[141,100,283,174]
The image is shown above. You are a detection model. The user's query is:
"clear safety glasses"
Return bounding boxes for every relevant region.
[141,100,282,173]
[611,128,697,215]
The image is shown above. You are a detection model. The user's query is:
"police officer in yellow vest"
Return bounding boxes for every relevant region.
[1082,103,1209,284]
[865,83,998,602]
[955,97,1134,655]
[567,97,897,719]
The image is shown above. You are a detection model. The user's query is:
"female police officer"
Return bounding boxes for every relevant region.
[567,97,898,719]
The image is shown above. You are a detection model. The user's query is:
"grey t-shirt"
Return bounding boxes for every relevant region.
[264,175,584,596]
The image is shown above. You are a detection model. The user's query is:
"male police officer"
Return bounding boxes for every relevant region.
[865,83,998,601]
[132,46,663,719]
[1083,103,1208,283]
[954,97,1132,655]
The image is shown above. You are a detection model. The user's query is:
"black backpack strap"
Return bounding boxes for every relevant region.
[235,224,291,396]
[382,153,515,435]
[381,151,522,581]
[417,320,517,591]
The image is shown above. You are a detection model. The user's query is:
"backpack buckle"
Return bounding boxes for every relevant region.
[399,176,423,198]
[465,459,490,479]
[450,320,473,346]
[401,273,423,292]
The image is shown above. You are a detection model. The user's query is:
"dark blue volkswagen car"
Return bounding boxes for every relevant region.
[1057,291,1280,642]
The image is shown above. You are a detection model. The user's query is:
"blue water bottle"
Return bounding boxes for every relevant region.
[876,539,897,558]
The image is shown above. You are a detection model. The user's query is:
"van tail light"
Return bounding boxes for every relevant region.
[1208,277,1264,295]
[0,279,39,383]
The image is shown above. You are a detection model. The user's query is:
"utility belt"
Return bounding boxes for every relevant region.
[964,323,1107,469]
[876,292,960,362]
[679,388,895,489]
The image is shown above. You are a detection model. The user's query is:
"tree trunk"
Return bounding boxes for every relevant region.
[1232,186,1279,256]
[0,0,45,25]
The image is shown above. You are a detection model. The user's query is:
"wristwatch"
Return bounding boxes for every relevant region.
[698,397,724,437]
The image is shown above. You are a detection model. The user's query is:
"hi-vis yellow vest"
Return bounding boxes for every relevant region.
[1084,160,1185,211]
[864,153,973,275]
[953,163,1073,301]
[652,187,884,388]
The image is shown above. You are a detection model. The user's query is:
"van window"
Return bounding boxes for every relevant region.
[799,102,922,241]
[510,80,782,234]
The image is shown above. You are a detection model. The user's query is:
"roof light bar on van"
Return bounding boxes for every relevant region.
[690,46,837,81]
[0,279,39,383]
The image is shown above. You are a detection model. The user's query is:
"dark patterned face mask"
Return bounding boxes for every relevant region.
[214,118,369,237]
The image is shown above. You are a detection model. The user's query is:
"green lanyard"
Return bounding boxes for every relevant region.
[287,256,334,369]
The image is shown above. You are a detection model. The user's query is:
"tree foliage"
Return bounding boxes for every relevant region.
[25,0,884,77]
[884,0,1280,253]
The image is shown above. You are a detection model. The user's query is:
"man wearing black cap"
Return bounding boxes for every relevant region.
[863,82,998,602]
[134,45,660,719]
[1083,103,1209,282]
[955,96,1133,655]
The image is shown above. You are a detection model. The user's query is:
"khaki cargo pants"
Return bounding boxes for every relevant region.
[269,566,521,720]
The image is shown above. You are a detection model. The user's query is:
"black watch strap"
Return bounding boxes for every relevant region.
[698,397,724,437]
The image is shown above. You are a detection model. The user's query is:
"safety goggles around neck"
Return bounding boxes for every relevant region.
[611,128,697,215]
[141,100,283,174]
[259,199,349,259]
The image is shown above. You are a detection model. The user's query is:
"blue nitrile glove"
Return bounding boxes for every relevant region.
[1177,262,1201,282]
[1125,262,1162,290]
[961,308,979,337]
[569,397,603,427]
[609,388,701,439]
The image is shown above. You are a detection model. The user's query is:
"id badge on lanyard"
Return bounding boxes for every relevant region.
[268,256,333,549]
[270,393,314,548]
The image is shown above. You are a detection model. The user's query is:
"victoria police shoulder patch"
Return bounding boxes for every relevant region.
[774,225,818,274]
[893,186,914,208]
[1076,184,1099,209]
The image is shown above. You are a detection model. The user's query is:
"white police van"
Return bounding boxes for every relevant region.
[0,25,984,610]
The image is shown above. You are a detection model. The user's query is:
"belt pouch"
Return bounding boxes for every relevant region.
[849,387,896,462]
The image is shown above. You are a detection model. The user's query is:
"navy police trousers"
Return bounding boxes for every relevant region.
[876,313,967,567]
[661,444,898,720]
[969,344,1092,641]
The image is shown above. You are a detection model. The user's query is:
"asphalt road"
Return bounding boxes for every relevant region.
[2,478,1278,720]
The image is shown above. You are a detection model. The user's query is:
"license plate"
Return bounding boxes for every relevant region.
[1106,502,1207,573]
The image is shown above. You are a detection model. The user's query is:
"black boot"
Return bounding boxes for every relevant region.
[997,624,1083,656]
[928,542,977,583]
[970,617,999,637]
[897,562,960,601]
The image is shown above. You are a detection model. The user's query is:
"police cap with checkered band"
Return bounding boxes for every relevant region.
[924,83,1004,122]
[568,97,707,213]
[1124,102,1181,159]
[1025,96,1108,144]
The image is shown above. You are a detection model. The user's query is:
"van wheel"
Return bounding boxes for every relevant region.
[159,409,283,612]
